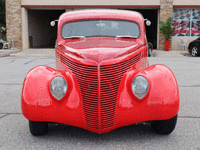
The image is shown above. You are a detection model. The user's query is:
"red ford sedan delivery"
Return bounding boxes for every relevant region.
[21,9,179,136]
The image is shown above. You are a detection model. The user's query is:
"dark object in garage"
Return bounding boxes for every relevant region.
[0,42,3,49]
[148,42,153,57]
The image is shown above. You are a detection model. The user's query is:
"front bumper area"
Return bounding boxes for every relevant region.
[21,65,179,134]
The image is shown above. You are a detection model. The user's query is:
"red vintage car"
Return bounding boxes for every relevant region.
[21,9,179,136]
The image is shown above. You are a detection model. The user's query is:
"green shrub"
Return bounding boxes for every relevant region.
[159,17,173,40]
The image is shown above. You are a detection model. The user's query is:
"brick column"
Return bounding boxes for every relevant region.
[159,0,173,50]
[6,0,22,50]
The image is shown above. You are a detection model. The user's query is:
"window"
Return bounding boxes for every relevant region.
[173,9,200,37]
[62,20,140,38]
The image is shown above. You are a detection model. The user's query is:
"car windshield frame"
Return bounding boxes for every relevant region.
[61,19,140,39]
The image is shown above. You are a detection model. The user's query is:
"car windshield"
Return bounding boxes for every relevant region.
[61,20,140,38]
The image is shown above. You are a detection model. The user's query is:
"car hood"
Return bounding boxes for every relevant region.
[58,38,142,64]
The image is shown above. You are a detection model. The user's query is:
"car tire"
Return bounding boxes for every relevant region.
[29,120,48,136]
[151,115,178,134]
[148,47,152,57]
[191,46,199,57]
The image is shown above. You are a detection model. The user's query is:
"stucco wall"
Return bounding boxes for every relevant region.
[173,0,200,5]
[172,37,198,50]
[21,0,160,6]
[21,7,29,50]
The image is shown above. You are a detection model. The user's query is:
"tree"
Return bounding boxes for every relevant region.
[0,0,6,28]
[159,17,174,40]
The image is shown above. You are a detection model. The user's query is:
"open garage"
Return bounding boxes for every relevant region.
[135,9,158,49]
[28,9,65,48]
[27,8,158,49]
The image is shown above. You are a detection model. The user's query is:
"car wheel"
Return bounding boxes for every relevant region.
[151,115,178,134]
[29,120,48,136]
[148,47,152,57]
[191,46,199,57]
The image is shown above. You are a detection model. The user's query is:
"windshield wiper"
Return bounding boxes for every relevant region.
[116,35,138,39]
[64,36,85,39]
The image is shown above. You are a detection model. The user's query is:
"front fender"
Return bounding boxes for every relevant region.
[21,66,85,127]
[116,64,179,127]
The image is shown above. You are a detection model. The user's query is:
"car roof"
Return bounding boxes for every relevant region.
[59,9,144,25]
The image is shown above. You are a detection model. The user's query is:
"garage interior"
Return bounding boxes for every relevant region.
[27,8,158,49]
[28,9,65,48]
[133,9,158,49]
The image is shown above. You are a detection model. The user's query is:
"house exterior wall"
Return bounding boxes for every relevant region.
[6,0,22,50]
[172,37,197,50]
[5,0,200,50]
[159,0,173,50]
[21,0,160,6]
[21,7,29,50]
[172,0,200,50]
[173,0,200,5]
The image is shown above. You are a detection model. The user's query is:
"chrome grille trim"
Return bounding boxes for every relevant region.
[60,52,141,129]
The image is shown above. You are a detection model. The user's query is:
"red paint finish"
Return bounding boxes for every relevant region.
[165,40,170,51]
[59,37,141,64]
[21,9,179,134]
[116,64,179,128]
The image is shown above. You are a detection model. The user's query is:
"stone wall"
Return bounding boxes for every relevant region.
[159,0,173,50]
[6,0,22,49]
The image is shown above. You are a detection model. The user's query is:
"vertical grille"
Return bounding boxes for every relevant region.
[60,52,141,129]
[100,54,141,129]
[60,55,99,129]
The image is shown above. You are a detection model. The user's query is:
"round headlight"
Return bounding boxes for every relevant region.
[132,76,149,99]
[50,76,67,100]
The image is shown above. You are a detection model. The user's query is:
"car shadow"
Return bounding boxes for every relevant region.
[35,123,168,143]
[180,52,200,57]
[180,52,192,57]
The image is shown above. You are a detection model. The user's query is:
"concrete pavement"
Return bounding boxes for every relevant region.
[10,48,56,57]
[0,48,200,150]
[152,49,192,57]
[0,49,21,57]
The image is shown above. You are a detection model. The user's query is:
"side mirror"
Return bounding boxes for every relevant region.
[50,20,58,27]
[50,21,56,27]
[144,19,151,26]
[146,20,151,26]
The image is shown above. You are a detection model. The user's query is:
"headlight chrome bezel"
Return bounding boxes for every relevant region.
[131,75,149,100]
[50,76,67,100]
